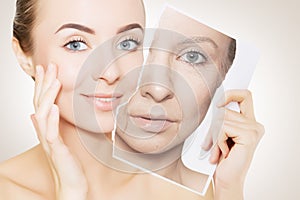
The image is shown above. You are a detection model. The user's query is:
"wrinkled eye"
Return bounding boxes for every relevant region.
[179,51,206,65]
[65,41,88,51]
[117,39,139,51]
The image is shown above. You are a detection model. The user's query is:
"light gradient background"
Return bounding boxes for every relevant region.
[0,0,299,199]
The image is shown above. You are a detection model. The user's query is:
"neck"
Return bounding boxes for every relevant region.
[114,133,185,178]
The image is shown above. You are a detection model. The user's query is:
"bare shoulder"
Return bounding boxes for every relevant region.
[0,145,54,200]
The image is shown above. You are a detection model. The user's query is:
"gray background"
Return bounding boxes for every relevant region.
[1,0,299,199]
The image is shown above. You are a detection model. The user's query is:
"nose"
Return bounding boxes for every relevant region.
[90,42,122,85]
[98,63,121,85]
[141,49,174,103]
[140,83,174,103]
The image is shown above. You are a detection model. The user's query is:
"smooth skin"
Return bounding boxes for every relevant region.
[0,0,264,199]
[0,64,263,199]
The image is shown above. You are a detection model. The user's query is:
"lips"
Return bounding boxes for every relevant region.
[82,93,122,111]
[130,114,176,133]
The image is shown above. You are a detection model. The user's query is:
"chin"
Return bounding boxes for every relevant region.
[93,111,114,130]
[119,133,177,154]
[72,115,115,135]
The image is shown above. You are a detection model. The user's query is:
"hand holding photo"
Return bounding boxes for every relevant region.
[112,5,259,196]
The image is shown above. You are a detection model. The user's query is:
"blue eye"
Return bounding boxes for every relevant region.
[117,39,140,51]
[179,51,206,65]
[65,40,88,51]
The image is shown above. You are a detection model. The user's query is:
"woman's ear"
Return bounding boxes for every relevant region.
[12,37,35,77]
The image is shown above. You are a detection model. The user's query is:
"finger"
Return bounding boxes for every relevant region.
[47,106,87,189]
[46,105,60,143]
[35,79,61,120]
[209,145,221,164]
[217,130,230,158]
[218,89,255,120]
[201,118,224,151]
[32,78,61,148]
[38,63,57,107]
[222,107,248,123]
[224,120,265,143]
[215,116,261,160]
[201,131,213,151]
[34,65,44,110]
[202,107,246,152]
[222,122,262,147]
[221,107,264,142]
[31,114,50,154]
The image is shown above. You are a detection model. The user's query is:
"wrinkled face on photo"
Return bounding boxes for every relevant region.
[115,7,234,154]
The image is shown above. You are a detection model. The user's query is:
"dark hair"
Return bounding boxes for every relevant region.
[223,38,236,75]
[13,0,146,55]
[13,0,37,54]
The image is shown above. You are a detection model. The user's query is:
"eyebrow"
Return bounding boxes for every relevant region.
[116,23,143,34]
[179,36,218,48]
[55,23,143,35]
[55,23,95,34]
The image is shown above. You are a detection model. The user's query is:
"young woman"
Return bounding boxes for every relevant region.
[0,0,264,199]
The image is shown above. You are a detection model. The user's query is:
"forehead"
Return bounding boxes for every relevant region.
[158,7,231,49]
[36,0,145,33]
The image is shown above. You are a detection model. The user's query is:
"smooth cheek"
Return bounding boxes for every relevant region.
[33,39,90,121]
[55,53,89,122]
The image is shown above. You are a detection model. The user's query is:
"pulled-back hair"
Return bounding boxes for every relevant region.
[13,0,38,54]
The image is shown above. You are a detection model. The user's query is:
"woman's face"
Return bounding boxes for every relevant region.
[30,0,145,133]
[116,8,232,154]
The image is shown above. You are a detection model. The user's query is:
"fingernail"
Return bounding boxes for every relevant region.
[30,114,35,121]
[36,65,42,75]
[200,142,208,150]
[51,105,58,113]
[209,156,215,164]
[48,63,55,72]
[53,79,61,88]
